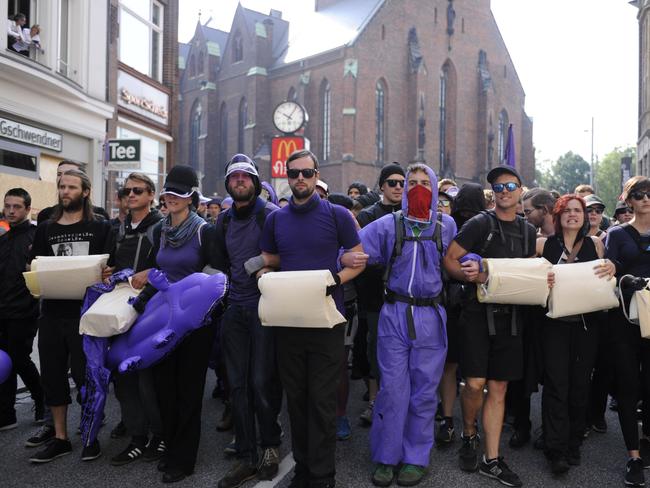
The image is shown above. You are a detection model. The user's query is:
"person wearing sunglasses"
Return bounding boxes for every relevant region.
[614,200,635,225]
[522,188,556,239]
[604,176,650,487]
[360,163,456,487]
[355,163,405,429]
[102,173,165,467]
[438,188,456,216]
[256,149,367,488]
[443,165,536,488]
[584,195,608,241]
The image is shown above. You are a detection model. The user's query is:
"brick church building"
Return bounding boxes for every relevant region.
[176,0,534,197]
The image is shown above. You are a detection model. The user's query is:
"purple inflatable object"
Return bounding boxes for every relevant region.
[79,270,228,447]
[107,269,228,373]
[0,349,12,384]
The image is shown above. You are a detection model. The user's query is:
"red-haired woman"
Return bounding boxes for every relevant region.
[605,176,650,487]
[536,194,615,476]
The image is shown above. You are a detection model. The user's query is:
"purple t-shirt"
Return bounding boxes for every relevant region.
[260,192,360,314]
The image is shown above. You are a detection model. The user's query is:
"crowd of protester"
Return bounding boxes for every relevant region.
[1,152,650,488]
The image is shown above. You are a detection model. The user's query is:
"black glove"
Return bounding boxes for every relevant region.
[326,272,342,296]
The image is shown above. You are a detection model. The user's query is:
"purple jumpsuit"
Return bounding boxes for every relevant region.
[360,165,456,467]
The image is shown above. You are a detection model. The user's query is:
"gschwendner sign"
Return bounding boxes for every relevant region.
[0,117,62,152]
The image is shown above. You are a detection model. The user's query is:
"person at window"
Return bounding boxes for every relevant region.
[0,188,44,431]
[28,169,113,464]
[7,13,26,52]
[258,149,367,488]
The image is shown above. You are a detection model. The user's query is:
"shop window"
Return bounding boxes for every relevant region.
[0,140,38,177]
[119,0,164,81]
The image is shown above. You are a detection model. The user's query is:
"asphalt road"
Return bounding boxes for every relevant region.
[0,374,636,488]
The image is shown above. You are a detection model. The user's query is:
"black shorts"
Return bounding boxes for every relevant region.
[445,306,460,364]
[38,316,86,406]
[458,305,523,381]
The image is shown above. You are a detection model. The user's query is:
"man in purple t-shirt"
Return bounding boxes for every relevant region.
[258,150,367,488]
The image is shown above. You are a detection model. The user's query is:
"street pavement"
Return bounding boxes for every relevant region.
[0,374,635,488]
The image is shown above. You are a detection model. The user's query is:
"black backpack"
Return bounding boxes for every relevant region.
[477,210,530,258]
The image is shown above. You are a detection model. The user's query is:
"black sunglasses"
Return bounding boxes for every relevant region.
[385,179,405,188]
[119,187,147,197]
[587,207,604,215]
[631,190,650,201]
[492,182,520,193]
[287,168,317,179]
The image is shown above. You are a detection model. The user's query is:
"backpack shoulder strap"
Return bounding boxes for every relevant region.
[382,211,404,288]
[518,215,530,256]
[435,211,443,255]
[478,210,499,256]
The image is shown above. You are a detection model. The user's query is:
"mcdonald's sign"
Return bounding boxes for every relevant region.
[271,136,305,178]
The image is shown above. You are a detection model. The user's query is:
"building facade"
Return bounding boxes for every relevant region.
[0,0,113,214]
[635,0,650,175]
[177,0,534,197]
[105,0,178,214]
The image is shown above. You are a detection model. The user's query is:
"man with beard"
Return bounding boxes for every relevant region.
[28,169,113,464]
[217,154,283,488]
[256,150,367,488]
[37,160,109,224]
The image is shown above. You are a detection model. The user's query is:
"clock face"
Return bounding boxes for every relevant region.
[273,101,305,134]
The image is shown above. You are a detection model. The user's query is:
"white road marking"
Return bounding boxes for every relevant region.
[253,452,296,487]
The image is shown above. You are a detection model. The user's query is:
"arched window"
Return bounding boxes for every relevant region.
[288,86,297,101]
[498,110,509,163]
[218,103,228,176]
[189,54,195,77]
[439,60,457,176]
[232,30,243,63]
[375,79,386,163]
[321,80,331,161]
[238,97,247,153]
[189,101,202,171]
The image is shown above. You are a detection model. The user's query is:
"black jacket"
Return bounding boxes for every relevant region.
[356,200,401,312]
[109,209,164,273]
[0,220,38,318]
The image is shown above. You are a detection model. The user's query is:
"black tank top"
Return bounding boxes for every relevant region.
[542,234,599,265]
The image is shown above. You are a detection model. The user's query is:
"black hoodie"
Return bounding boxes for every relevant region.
[110,209,164,273]
[0,220,38,318]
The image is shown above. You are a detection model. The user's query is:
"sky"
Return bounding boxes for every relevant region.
[178,0,639,168]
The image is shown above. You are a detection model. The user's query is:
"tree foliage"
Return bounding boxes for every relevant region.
[536,151,590,195]
[595,147,636,212]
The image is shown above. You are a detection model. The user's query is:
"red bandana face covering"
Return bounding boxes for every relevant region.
[407,185,432,220]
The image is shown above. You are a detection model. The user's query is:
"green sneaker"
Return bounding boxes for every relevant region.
[372,463,395,487]
[396,464,427,486]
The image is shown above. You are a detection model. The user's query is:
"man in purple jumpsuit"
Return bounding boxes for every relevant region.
[359,163,456,486]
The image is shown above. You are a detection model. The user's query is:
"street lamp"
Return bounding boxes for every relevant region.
[584,117,595,188]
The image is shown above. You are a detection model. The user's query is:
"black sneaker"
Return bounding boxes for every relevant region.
[143,437,166,462]
[29,438,72,463]
[626,458,645,487]
[0,417,18,431]
[508,429,530,448]
[257,447,280,480]
[218,461,257,488]
[479,456,523,487]
[111,442,145,466]
[81,439,102,461]
[435,418,455,447]
[110,421,127,439]
[459,433,480,472]
[25,425,55,447]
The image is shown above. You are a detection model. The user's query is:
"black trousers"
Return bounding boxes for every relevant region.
[276,325,344,481]
[153,323,215,474]
[38,316,86,406]
[610,308,650,450]
[114,368,162,442]
[542,317,598,457]
[588,313,613,424]
[222,304,283,464]
[0,317,43,420]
